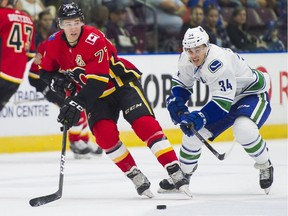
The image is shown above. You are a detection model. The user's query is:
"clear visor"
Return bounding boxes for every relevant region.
[59,19,84,29]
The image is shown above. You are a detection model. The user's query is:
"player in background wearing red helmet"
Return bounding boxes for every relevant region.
[29,40,103,159]
[0,0,35,111]
[39,2,192,198]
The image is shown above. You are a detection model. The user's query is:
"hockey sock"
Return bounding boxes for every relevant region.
[132,116,178,167]
[233,116,269,164]
[68,111,89,143]
[93,119,137,172]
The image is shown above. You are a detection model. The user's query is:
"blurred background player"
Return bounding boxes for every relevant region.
[40,2,192,198]
[29,40,103,159]
[34,10,56,48]
[0,0,35,111]
[159,26,274,195]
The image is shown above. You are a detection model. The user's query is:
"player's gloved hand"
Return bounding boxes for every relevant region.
[180,111,207,137]
[166,95,189,125]
[50,76,76,98]
[57,97,84,129]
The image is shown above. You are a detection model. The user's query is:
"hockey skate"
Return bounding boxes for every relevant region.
[158,164,197,195]
[70,140,103,159]
[87,140,103,155]
[126,167,154,198]
[70,140,92,159]
[254,160,274,194]
[162,163,193,197]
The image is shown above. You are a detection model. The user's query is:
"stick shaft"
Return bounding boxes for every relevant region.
[189,125,225,160]
[29,124,68,207]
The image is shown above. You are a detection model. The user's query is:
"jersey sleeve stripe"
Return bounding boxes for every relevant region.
[86,74,109,83]
[28,72,40,79]
[0,72,22,84]
[241,70,266,94]
[172,78,193,93]
[212,97,232,113]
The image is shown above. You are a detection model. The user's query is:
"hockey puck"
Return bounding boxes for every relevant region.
[156,205,167,210]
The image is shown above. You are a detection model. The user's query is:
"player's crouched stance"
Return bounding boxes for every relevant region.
[28,42,102,159]
[158,26,274,195]
[39,2,191,198]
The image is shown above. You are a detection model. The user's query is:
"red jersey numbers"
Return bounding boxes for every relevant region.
[7,23,33,53]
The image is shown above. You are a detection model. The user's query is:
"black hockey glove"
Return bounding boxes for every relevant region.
[50,76,76,98]
[57,97,84,129]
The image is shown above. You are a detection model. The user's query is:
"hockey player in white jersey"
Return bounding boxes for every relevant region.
[159,26,274,194]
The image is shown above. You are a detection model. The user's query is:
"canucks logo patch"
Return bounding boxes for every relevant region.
[208,60,223,73]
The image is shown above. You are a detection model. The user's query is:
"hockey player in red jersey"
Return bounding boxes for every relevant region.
[0,0,35,111]
[29,40,103,159]
[39,2,192,198]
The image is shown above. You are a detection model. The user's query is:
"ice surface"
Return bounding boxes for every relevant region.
[0,139,287,216]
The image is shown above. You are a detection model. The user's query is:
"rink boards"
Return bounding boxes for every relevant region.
[0,52,287,153]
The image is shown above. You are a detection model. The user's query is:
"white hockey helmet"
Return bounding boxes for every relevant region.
[182,26,209,49]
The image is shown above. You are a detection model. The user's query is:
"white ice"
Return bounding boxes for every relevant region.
[0,139,287,216]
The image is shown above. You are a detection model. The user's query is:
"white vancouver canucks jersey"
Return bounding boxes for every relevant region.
[173,44,270,112]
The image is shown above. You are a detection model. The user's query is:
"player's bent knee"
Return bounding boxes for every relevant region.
[92,119,120,150]
[182,134,203,150]
[232,116,259,144]
[131,116,163,142]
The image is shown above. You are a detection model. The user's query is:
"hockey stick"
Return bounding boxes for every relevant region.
[189,124,234,160]
[178,111,234,160]
[29,124,68,207]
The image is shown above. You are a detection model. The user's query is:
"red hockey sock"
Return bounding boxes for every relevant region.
[92,120,137,172]
[132,116,178,167]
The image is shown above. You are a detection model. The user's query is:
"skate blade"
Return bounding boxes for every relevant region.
[157,188,181,194]
[264,187,271,195]
[179,185,193,198]
[89,147,103,155]
[73,154,91,159]
[89,152,103,157]
[141,189,154,198]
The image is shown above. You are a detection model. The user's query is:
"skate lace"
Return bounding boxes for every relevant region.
[133,172,147,187]
[260,168,270,180]
[170,170,184,183]
[127,169,148,188]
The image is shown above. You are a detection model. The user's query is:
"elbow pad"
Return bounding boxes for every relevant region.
[76,78,108,110]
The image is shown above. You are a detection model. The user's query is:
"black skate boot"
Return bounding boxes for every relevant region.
[158,164,197,194]
[254,160,274,194]
[165,163,193,197]
[126,167,154,198]
[70,141,91,159]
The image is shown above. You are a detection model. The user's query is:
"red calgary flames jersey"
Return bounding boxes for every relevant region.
[29,39,47,78]
[0,8,35,83]
[41,25,142,95]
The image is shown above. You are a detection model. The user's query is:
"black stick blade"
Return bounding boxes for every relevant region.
[218,154,225,160]
[29,192,61,207]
